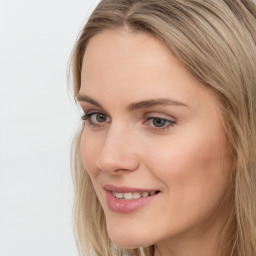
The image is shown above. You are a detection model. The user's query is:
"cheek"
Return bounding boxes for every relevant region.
[80,129,100,177]
[80,130,107,204]
[145,131,232,207]
[139,133,232,237]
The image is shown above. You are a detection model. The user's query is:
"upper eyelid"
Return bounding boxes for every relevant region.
[147,116,175,122]
[82,110,176,120]
[81,109,108,119]
[84,109,105,114]
[82,112,111,124]
[145,117,176,131]
[82,113,176,133]
[82,112,176,126]
[145,112,176,121]
[79,102,110,116]
[82,111,109,118]
[146,116,176,125]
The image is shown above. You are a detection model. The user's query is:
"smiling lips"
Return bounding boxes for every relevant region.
[104,185,160,213]
[112,191,158,200]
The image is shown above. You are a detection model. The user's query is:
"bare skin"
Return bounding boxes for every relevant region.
[78,29,232,256]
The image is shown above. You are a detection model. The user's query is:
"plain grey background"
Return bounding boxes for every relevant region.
[0,0,100,255]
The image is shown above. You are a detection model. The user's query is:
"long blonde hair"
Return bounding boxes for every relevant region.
[70,1,256,255]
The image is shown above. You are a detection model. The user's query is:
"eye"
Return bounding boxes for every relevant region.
[91,113,108,123]
[82,112,111,126]
[146,116,175,131]
[150,118,169,127]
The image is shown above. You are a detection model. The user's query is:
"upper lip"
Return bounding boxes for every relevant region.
[103,184,160,193]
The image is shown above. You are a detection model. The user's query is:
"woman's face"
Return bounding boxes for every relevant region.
[78,29,232,250]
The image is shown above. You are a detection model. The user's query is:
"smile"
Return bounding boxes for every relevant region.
[104,185,160,213]
[112,191,158,200]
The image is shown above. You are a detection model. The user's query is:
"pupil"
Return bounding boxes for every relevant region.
[96,114,106,122]
[153,118,166,127]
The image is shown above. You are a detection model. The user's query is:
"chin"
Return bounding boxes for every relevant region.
[106,221,155,249]
[110,236,152,250]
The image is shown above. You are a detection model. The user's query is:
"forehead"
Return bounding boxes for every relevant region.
[80,29,220,115]
[82,28,178,78]
[83,31,188,88]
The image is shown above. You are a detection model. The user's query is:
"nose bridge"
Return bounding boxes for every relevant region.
[96,122,139,173]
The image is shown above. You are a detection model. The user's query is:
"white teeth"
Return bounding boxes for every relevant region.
[132,192,141,199]
[123,193,133,200]
[115,192,123,199]
[112,191,157,200]
[142,192,149,197]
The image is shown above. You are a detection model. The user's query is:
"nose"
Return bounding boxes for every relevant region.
[96,124,139,174]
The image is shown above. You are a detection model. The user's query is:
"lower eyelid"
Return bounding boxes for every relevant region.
[82,112,175,128]
[145,117,175,129]
[82,112,111,126]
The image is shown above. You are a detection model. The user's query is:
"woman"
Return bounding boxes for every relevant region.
[70,0,256,255]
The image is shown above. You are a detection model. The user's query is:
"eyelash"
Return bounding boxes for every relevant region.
[144,114,176,131]
[81,112,176,131]
[81,112,110,127]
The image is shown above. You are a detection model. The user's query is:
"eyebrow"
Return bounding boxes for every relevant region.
[77,94,103,108]
[128,98,189,110]
[77,94,189,110]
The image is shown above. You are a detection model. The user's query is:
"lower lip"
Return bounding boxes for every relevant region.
[105,191,158,213]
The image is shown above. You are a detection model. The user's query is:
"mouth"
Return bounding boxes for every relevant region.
[103,184,160,213]
[112,191,160,200]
